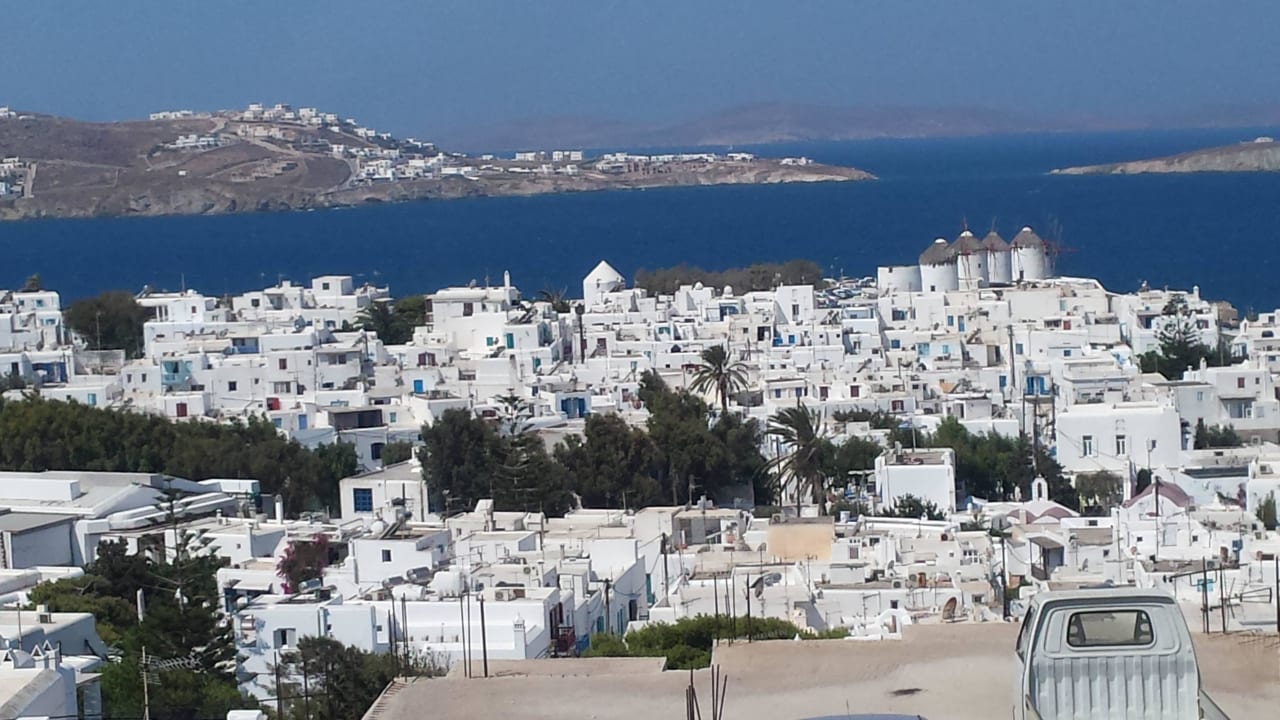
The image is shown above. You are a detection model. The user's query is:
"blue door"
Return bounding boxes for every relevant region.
[412,379,424,393]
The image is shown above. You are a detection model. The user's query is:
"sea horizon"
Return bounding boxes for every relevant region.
[5,125,1280,312]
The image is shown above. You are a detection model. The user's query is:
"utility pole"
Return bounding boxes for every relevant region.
[1274,555,1279,633]
[478,593,489,678]
[272,650,283,720]
[1201,558,1210,635]
[745,574,752,643]
[457,592,468,678]
[662,533,670,600]
[604,579,612,635]
[302,657,311,720]
[713,574,720,647]
[142,646,152,720]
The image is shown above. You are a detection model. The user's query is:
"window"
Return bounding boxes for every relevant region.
[946,315,954,327]
[371,442,385,460]
[322,282,330,290]
[1066,610,1154,647]
[1082,435,1095,456]
[353,488,374,512]
[791,303,800,317]
[389,412,397,423]
[463,302,474,317]
[891,399,905,412]
[1015,343,1024,355]
[272,381,291,394]
[279,358,288,370]
[273,628,298,648]
[1238,377,1246,389]
[381,549,392,563]
[228,381,238,392]
[1115,435,1127,456]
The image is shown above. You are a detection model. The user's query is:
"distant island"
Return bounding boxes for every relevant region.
[0,103,874,221]
[1051,137,1280,175]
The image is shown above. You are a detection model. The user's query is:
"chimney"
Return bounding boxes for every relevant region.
[274,495,285,523]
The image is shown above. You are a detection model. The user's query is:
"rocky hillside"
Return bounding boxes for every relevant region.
[1052,138,1280,175]
[0,110,873,221]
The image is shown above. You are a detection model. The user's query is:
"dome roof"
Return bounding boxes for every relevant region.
[951,230,983,254]
[585,260,625,285]
[918,238,956,265]
[1011,227,1045,249]
[981,231,1009,251]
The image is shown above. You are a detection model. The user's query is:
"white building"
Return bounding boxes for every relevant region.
[874,447,958,513]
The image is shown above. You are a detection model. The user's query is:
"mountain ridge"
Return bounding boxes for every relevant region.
[433,101,1280,153]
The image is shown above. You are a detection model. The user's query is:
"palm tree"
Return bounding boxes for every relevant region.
[536,288,572,314]
[356,299,413,344]
[688,345,749,416]
[767,406,830,516]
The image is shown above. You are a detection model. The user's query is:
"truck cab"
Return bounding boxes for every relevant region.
[1014,588,1229,720]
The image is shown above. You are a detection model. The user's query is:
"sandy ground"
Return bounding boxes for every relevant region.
[372,624,1280,720]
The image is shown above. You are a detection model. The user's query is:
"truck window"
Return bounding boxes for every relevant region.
[1066,610,1154,647]
[1016,606,1036,659]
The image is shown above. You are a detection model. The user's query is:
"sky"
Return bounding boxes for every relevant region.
[6,1,1280,138]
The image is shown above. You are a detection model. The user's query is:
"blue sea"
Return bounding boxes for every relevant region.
[4,127,1280,311]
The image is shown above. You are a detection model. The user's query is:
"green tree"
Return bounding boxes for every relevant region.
[687,345,749,416]
[634,260,827,295]
[1194,419,1243,449]
[1075,470,1124,514]
[882,493,945,520]
[275,636,416,720]
[767,406,830,515]
[555,414,662,508]
[497,431,575,516]
[1137,296,1234,380]
[0,397,355,514]
[393,294,427,331]
[1135,468,1153,495]
[536,288,572,314]
[356,295,425,346]
[64,290,148,355]
[583,615,829,669]
[824,435,881,497]
[33,528,250,720]
[419,409,504,514]
[1258,492,1278,531]
[379,439,415,465]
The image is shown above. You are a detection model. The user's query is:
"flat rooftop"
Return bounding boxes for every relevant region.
[370,624,1276,720]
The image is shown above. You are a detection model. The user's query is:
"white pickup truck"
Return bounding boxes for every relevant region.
[1014,588,1230,720]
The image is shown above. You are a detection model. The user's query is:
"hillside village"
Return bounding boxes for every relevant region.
[0,102,867,221]
[3,228,1280,716]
